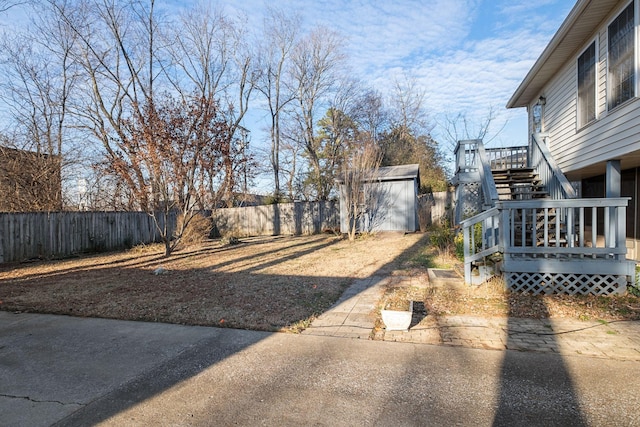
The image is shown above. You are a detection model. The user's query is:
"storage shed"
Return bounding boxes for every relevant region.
[338,164,420,233]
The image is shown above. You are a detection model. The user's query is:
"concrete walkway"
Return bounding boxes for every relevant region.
[303,269,640,361]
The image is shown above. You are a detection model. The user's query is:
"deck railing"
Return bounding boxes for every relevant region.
[529,133,577,199]
[498,198,628,260]
[455,136,634,292]
[454,139,499,208]
[459,206,500,283]
[459,197,630,284]
[485,146,528,170]
[454,139,479,174]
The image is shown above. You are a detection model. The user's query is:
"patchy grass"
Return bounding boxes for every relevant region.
[2,229,638,334]
[400,238,640,322]
[0,233,426,332]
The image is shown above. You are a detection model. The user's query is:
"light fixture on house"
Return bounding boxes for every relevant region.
[537,96,546,106]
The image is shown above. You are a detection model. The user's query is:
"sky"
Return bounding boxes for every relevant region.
[216,0,575,152]
[0,0,577,192]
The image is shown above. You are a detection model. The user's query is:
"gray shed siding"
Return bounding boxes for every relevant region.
[338,165,420,234]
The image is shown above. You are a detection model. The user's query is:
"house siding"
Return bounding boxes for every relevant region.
[524,0,640,260]
[529,0,640,179]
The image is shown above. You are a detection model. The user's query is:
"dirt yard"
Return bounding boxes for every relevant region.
[0,233,426,331]
[1,232,639,332]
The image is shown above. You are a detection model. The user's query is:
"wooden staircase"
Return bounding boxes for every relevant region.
[491,167,547,200]
[511,207,570,247]
[491,167,569,247]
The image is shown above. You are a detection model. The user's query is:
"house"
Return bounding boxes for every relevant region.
[337,164,420,234]
[0,146,62,212]
[453,0,640,294]
[507,0,640,261]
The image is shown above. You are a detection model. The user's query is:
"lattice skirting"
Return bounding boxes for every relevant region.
[457,182,482,220]
[506,272,627,295]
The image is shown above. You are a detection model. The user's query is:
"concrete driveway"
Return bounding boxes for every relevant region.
[2,311,640,426]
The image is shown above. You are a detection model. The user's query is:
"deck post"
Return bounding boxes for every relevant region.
[606,160,621,248]
[606,160,621,197]
[464,224,471,284]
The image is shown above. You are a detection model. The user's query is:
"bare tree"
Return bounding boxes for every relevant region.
[98,93,233,256]
[50,0,163,208]
[339,139,383,241]
[389,75,432,137]
[255,7,300,200]
[439,106,506,150]
[353,88,388,145]
[379,76,447,192]
[288,26,346,200]
[0,2,80,210]
[78,166,135,211]
[167,5,256,207]
[0,0,24,12]
[43,1,207,253]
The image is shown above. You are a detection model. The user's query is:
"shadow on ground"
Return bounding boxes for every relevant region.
[1,233,431,425]
[492,299,588,426]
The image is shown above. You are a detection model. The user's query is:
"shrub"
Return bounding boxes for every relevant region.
[427,220,482,262]
[178,214,212,246]
[454,231,464,261]
[429,219,458,259]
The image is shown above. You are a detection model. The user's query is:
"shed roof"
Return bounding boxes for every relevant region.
[336,164,420,184]
[375,164,420,181]
[507,0,620,109]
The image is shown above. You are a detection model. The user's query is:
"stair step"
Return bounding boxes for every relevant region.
[491,165,548,200]
[491,167,535,174]
[494,178,541,184]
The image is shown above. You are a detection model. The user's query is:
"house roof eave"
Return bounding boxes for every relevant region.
[507,0,620,109]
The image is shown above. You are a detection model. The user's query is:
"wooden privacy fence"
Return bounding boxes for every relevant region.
[0,195,452,264]
[418,191,453,229]
[213,201,339,237]
[0,211,165,263]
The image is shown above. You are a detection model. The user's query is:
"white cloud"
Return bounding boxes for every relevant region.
[309,0,476,74]
[411,31,551,145]
[259,0,570,147]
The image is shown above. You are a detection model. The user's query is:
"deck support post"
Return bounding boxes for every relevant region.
[606,160,621,197]
[606,160,621,248]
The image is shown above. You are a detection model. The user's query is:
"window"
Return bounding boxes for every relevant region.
[578,41,596,126]
[608,2,635,110]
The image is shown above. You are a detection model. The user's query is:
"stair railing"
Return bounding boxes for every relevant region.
[529,133,576,200]
[460,206,501,284]
[484,146,528,169]
[455,140,501,284]
[456,135,634,288]
[476,142,500,207]
[454,140,500,224]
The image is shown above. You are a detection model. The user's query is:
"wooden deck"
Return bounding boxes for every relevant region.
[454,137,636,295]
